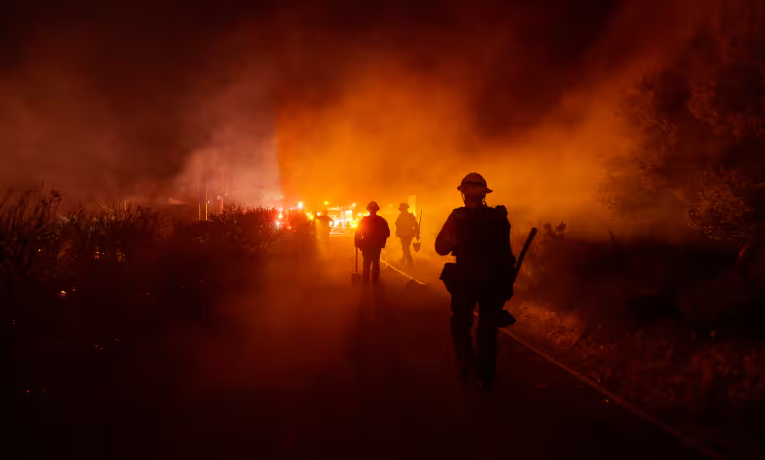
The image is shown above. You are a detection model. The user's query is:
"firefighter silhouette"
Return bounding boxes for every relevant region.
[354,201,390,285]
[436,173,516,389]
[315,210,334,251]
[395,203,419,266]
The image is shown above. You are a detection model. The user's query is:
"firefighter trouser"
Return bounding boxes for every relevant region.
[361,247,382,284]
[450,284,505,380]
[400,237,413,265]
[318,230,331,253]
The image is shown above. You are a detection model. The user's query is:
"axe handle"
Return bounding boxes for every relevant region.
[513,227,538,279]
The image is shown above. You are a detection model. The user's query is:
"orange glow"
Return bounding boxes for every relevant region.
[274,55,660,241]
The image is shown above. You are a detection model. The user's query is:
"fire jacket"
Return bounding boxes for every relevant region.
[435,204,516,279]
[355,215,391,250]
[395,211,419,239]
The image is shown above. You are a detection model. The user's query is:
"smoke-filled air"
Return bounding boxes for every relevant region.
[6,1,765,459]
[1,0,759,235]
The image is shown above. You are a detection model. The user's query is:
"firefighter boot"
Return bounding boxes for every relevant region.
[459,346,476,383]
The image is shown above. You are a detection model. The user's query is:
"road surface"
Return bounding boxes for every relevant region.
[19,235,708,460]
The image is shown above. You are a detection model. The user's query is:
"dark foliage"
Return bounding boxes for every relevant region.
[4,190,287,448]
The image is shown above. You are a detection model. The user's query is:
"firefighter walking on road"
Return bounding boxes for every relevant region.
[355,201,390,286]
[395,203,419,267]
[436,173,516,389]
[315,209,334,253]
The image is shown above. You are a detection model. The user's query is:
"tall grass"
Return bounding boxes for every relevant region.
[4,190,287,412]
[0,189,64,285]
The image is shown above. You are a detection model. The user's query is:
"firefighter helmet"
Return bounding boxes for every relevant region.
[366,201,380,211]
[457,172,492,195]
[398,203,410,212]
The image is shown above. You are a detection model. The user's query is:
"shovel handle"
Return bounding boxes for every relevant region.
[515,227,537,273]
[417,210,423,240]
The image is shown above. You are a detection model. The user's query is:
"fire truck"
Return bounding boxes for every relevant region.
[325,203,361,235]
[274,196,417,237]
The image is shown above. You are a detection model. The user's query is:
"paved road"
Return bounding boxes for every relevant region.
[21,236,708,460]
